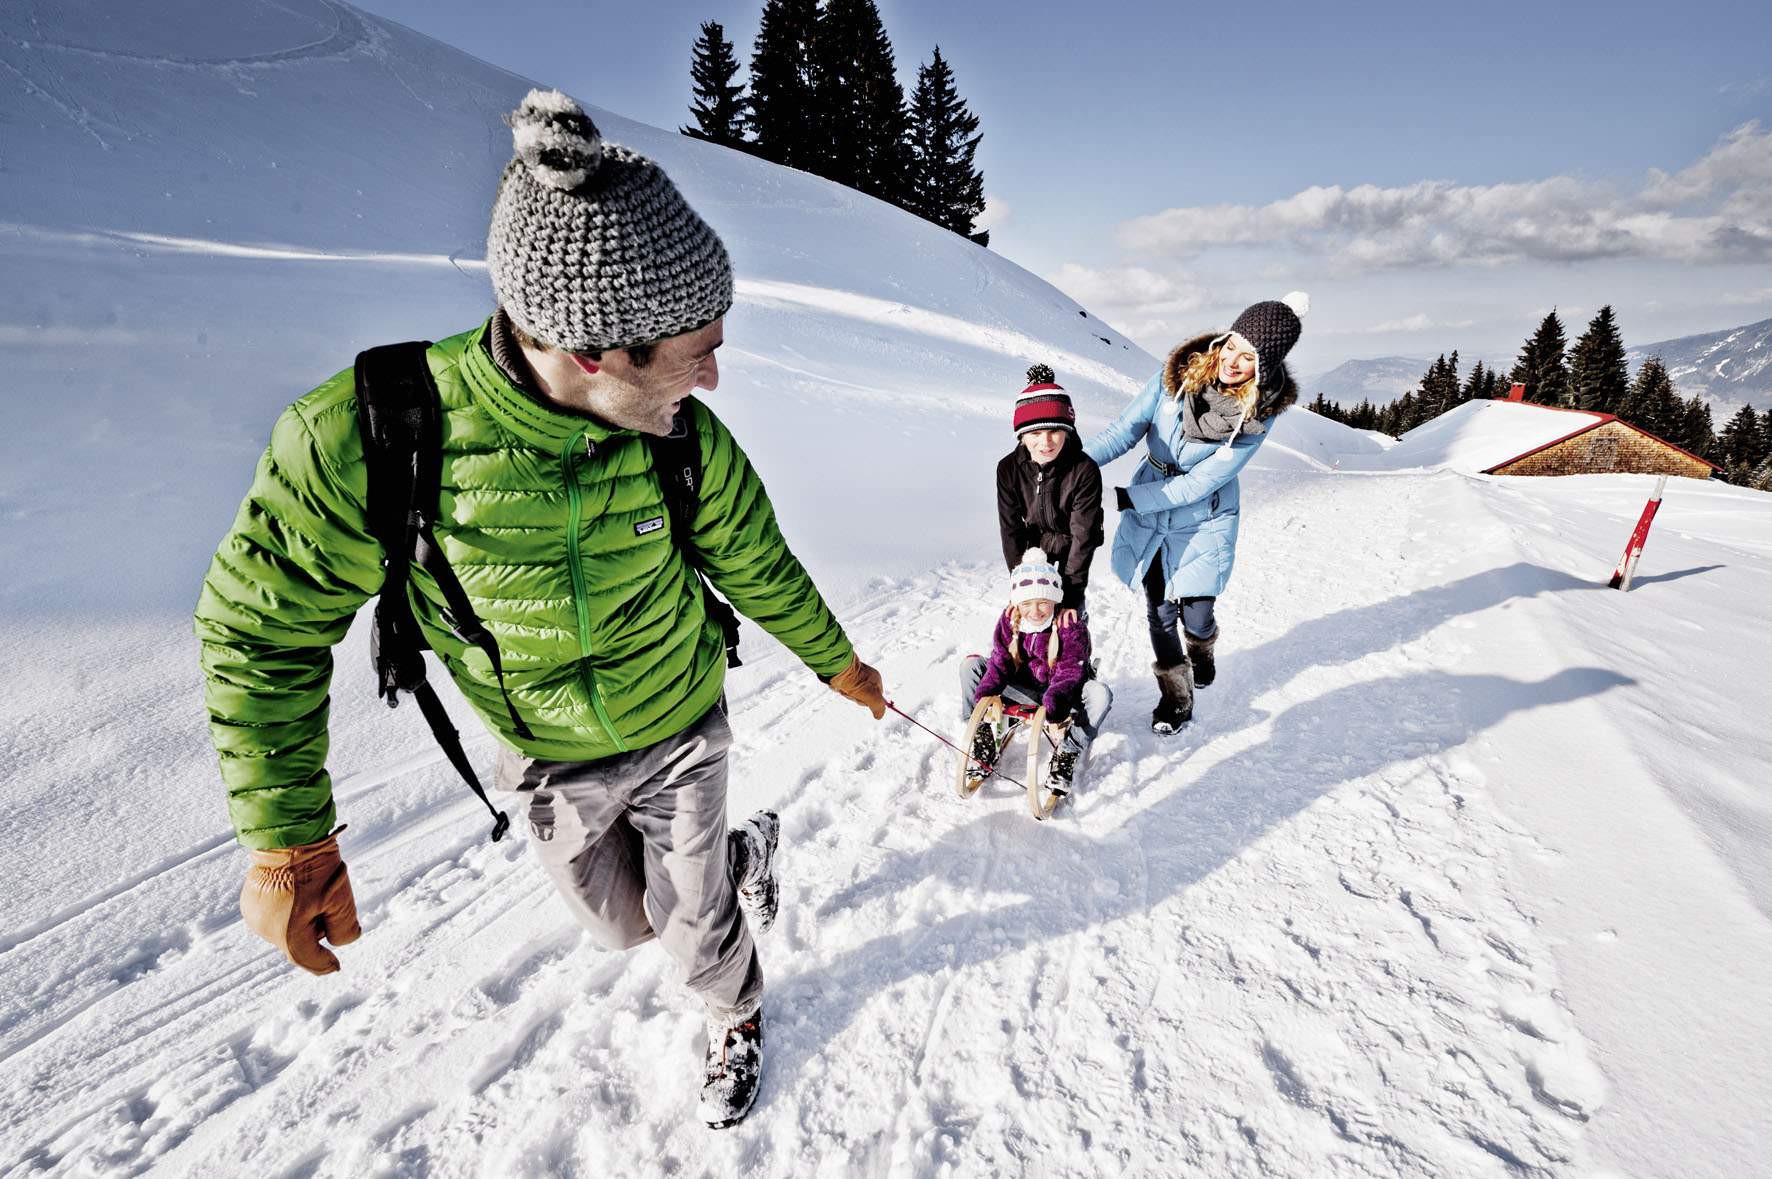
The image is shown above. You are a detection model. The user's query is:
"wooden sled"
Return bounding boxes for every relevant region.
[956,698,1070,820]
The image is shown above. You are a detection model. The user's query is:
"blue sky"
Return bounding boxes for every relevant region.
[352,0,1772,372]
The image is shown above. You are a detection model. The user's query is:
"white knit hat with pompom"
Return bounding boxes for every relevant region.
[1008,548,1064,605]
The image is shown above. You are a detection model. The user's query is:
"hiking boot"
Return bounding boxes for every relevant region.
[699,1009,764,1128]
[1186,630,1218,688]
[730,810,779,935]
[1151,661,1193,734]
[966,721,998,779]
[1046,750,1078,793]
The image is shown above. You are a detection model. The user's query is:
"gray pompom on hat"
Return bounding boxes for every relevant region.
[486,89,734,353]
[1229,291,1309,391]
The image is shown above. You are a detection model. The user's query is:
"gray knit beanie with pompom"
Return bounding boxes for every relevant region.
[486,89,733,353]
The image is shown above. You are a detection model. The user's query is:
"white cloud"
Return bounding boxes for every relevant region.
[976,194,1012,234]
[1037,263,1215,347]
[1042,262,1210,316]
[1115,122,1772,272]
[1719,77,1772,100]
[1353,314,1436,333]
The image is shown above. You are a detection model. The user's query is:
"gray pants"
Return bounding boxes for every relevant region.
[494,703,761,1023]
[958,656,1113,758]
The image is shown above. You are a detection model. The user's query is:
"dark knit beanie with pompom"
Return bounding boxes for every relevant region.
[1228,292,1310,392]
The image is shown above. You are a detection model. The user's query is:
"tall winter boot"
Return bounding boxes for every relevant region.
[1186,629,1218,688]
[1150,662,1194,734]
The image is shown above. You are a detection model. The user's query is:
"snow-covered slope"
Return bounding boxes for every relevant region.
[4,4,1772,1178]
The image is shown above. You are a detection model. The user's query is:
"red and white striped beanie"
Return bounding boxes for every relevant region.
[1013,363,1076,436]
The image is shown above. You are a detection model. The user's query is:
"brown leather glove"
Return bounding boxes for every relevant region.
[827,655,887,719]
[239,830,361,975]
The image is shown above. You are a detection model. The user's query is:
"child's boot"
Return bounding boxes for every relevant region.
[1046,749,1078,793]
[966,721,998,781]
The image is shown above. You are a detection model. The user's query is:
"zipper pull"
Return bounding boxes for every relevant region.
[584,436,597,458]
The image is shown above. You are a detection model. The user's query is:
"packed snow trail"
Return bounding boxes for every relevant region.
[2,464,1679,1178]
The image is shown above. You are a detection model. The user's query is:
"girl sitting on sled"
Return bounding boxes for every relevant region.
[958,549,1113,794]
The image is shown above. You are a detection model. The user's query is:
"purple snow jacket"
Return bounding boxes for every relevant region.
[974,613,1092,721]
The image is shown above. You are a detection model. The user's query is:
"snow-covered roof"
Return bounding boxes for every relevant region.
[1338,399,1607,473]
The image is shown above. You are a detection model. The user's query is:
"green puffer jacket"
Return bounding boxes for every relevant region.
[197,320,854,850]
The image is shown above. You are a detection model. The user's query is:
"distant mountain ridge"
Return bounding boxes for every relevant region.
[1299,357,1431,405]
[1300,354,1510,407]
[1302,314,1772,419]
[1628,316,1772,420]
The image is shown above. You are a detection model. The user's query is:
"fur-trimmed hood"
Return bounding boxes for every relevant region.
[1161,331,1299,419]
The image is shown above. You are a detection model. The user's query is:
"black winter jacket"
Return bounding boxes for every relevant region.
[996,436,1104,612]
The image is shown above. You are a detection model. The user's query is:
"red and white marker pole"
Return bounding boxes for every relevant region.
[1608,474,1668,591]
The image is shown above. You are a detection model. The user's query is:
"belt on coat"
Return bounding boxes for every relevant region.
[1145,453,1185,477]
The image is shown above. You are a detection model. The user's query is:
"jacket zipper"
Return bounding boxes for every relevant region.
[563,433,629,753]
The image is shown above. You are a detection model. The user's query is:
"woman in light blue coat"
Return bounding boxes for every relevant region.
[1085,294,1308,733]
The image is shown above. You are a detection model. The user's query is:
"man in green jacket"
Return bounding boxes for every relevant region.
[195,89,886,1129]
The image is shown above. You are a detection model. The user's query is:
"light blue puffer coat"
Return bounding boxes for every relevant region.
[1085,333,1296,600]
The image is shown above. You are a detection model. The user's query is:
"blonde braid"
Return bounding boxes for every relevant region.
[1006,603,1059,668]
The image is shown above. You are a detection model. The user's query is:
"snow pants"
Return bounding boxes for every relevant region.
[494,701,762,1023]
[958,656,1113,759]
[1143,559,1216,667]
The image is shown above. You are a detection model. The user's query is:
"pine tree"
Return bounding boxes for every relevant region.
[806,0,910,204]
[1390,392,1420,433]
[907,47,987,240]
[1509,311,1569,407]
[749,0,819,168]
[1720,404,1765,469]
[1462,359,1501,404]
[1620,356,1678,437]
[683,21,749,147]
[1676,394,1716,459]
[1376,399,1399,435]
[1568,305,1630,414]
[1415,354,1453,419]
[1439,351,1461,414]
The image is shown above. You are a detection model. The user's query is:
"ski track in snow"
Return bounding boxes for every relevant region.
[0,469,1619,1178]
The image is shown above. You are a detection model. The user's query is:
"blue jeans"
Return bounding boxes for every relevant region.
[1142,559,1215,668]
[959,655,1113,758]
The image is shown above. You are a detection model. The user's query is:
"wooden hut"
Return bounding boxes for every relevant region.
[1482,404,1719,480]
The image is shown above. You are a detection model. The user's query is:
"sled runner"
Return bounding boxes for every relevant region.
[956,699,1070,820]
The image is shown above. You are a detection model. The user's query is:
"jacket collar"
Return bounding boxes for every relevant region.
[460,314,628,455]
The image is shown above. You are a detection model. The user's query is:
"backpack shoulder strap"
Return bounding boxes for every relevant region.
[355,341,437,704]
[353,341,513,842]
[646,400,743,668]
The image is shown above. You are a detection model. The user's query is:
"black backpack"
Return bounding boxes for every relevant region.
[353,342,741,842]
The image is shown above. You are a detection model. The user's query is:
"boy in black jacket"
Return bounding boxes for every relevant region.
[996,364,1104,619]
